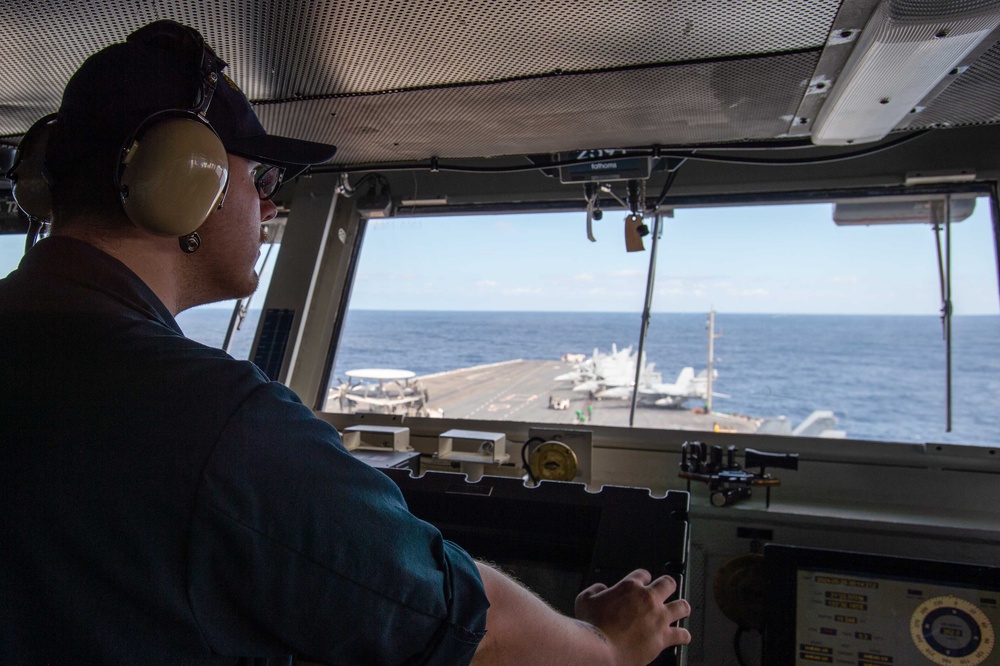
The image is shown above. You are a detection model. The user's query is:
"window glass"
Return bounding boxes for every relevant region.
[0,234,26,279]
[175,301,264,360]
[325,197,999,446]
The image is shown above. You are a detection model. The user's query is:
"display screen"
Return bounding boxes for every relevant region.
[765,546,1000,666]
[795,568,998,665]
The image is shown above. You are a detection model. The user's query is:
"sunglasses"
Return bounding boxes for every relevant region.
[252,163,284,201]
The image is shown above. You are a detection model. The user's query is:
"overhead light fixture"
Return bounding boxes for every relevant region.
[833,195,976,226]
[812,0,1000,146]
[399,196,448,206]
[355,175,395,218]
[356,190,394,218]
[903,169,976,185]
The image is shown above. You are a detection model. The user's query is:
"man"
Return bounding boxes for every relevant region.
[0,20,690,664]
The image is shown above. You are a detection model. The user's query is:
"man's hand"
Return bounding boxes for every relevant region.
[574,570,691,665]
[472,563,691,665]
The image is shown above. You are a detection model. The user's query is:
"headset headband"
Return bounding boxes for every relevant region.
[192,37,218,117]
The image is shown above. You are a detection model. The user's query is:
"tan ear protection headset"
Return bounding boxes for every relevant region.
[7,24,230,248]
[115,28,230,240]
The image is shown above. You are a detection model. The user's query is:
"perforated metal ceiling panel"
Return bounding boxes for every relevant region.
[3,0,1000,167]
[890,0,1000,19]
[257,52,820,164]
[228,0,836,98]
[1,1,832,134]
[902,41,1000,129]
[0,1,269,136]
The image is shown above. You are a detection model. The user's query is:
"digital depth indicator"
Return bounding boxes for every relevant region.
[558,149,651,184]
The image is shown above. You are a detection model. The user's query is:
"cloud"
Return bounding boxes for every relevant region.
[733,288,769,297]
[573,273,596,282]
[583,286,643,298]
[656,280,695,297]
[830,275,859,284]
[610,269,644,278]
[502,287,543,295]
[476,280,498,288]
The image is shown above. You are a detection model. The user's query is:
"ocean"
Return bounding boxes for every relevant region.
[174,308,1000,447]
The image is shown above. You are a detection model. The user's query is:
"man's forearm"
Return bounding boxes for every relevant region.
[471,562,616,666]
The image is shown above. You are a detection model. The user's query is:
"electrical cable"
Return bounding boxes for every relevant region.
[23,217,43,254]
[600,184,630,211]
[629,211,662,426]
[336,172,356,197]
[520,436,546,484]
[676,130,929,165]
[338,172,386,197]
[991,181,1000,313]
[945,196,953,433]
[648,158,686,212]
[306,131,930,176]
[932,200,954,432]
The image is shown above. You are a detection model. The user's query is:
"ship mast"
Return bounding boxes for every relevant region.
[706,310,719,413]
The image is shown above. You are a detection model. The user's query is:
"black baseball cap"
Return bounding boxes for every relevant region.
[57,20,336,179]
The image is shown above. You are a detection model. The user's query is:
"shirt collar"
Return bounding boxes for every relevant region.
[18,236,182,335]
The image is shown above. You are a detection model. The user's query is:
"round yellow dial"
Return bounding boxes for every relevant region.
[909,595,994,666]
[529,441,579,482]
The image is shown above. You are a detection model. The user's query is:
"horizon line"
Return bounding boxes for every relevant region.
[184,307,1000,317]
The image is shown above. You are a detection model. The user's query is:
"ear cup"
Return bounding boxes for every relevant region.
[118,116,229,237]
[8,114,58,221]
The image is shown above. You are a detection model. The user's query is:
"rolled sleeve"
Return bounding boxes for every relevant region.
[186,382,489,664]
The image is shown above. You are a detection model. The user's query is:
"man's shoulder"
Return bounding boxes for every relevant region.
[134,328,273,396]
[0,258,51,306]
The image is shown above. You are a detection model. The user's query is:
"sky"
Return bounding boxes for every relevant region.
[345,198,999,315]
[2,197,998,315]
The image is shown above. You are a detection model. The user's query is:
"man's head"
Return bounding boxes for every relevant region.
[24,20,337,312]
[42,20,335,236]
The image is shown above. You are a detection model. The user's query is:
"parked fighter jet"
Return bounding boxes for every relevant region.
[556,347,724,408]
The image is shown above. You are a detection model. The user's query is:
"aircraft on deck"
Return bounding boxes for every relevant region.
[334,368,430,416]
[637,367,726,408]
[554,343,635,390]
[558,346,722,408]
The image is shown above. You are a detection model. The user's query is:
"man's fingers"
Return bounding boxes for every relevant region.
[648,574,679,602]
[666,625,692,646]
[577,582,608,599]
[623,568,653,586]
[664,598,692,623]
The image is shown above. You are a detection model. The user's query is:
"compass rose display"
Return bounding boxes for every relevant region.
[910,595,995,666]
